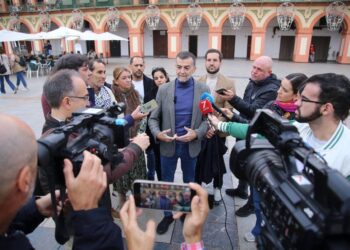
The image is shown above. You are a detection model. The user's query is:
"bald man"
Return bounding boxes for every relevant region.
[0,114,124,249]
[219,56,280,217]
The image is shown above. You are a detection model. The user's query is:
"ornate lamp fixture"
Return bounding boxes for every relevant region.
[106,7,120,32]
[72,9,84,30]
[39,10,51,32]
[145,5,160,30]
[228,1,246,30]
[8,12,21,31]
[276,2,295,31]
[187,3,202,32]
[326,1,346,32]
[9,5,22,15]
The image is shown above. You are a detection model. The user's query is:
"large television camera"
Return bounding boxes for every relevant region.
[38,103,129,187]
[230,109,350,250]
[37,103,129,244]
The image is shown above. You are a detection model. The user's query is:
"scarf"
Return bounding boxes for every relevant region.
[274,100,297,113]
[112,84,141,137]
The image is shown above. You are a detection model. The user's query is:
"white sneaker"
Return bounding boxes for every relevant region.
[244,232,256,242]
[214,188,222,202]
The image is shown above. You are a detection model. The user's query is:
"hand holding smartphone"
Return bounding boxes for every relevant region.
[133,180,193,212]
[140,99,158,114]
[215,88,227,95]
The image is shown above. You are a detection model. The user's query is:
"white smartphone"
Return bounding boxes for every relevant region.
[133,180,193,212]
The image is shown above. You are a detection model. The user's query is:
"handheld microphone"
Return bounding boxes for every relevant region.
[199,99,214,117]
[200,92,231,121]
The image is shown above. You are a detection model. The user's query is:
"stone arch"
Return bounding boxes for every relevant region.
[135,13,171,32]
[176,11,213,31]
[15,18,34,33]
[217,11,255,31]
[34,17,61,32]
[262,11,303,31]
[82,16,98,31]
[66,16,95,30]
[309,11,349,32]
[100,14,133,32]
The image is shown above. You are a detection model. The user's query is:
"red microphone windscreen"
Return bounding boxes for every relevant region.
[199,100,214,116]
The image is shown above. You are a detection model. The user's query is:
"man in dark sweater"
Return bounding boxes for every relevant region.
[149,51,209,235]
[0,114,123,249]
[219,56,280,217]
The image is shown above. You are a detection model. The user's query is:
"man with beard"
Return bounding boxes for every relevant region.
[219,56,280,217]
[87,59,116,109]
[129,56,156,103]
[129,56,158,181]
[295,73,350,178]
[197,49,235,203]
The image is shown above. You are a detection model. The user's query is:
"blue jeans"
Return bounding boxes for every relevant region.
[0,75,15,93]
[161,143,197,217]
[251,188,262,236]
[16,71,27,88]
[146,148,156,180]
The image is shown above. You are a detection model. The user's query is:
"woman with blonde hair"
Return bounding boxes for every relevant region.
[112,67,147,211]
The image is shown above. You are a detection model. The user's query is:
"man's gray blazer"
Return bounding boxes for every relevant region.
[149,79,210,158]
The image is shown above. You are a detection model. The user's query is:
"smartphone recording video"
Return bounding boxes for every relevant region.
[215,88,227,95]
[133,180,193,212]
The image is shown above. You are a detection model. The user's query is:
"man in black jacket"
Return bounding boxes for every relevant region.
[129,56,159,180]
[219,56,280,217]
[0,114,123,249]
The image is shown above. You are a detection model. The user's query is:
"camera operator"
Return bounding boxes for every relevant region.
[294,73,350,178]
[39,69,150,192]
[0,114,123,249]
[210,73,350,247]
[211,73,350,178]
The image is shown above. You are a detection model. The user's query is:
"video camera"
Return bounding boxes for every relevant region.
[230,109,350,250]
[37,103,129,244]
[37,103,128,189]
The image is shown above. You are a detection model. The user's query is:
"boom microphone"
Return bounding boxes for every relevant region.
[200,92,231,121]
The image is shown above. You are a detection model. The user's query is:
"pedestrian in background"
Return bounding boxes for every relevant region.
[11,52,28,93]
[0,47,16,94]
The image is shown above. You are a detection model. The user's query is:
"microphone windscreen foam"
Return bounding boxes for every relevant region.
[200,92,215,104]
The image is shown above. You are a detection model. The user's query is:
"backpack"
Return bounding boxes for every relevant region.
[19,56,26,67]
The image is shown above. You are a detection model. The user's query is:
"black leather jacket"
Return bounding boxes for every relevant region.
[229,74,280,123]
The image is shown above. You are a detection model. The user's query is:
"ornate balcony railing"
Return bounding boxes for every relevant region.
[0,0,341,14]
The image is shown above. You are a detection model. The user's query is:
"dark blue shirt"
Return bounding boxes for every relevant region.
[175,78,194,137]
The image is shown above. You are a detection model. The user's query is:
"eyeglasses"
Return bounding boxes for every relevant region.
[68,95,90,101]
[300,96,325,105]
